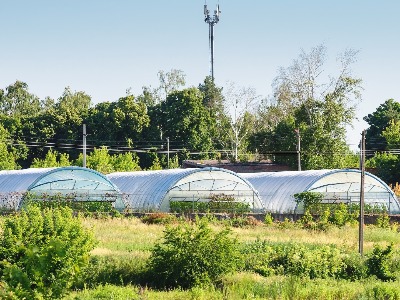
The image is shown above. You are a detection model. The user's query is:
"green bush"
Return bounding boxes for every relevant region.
[366,244,397,281]
[264,213,274,225]
[148,217,241,289]
[0,206,96,299]
[242,241,360,280]
[376,213,391,229]
[169,193,251,214]
[22,192,117,214]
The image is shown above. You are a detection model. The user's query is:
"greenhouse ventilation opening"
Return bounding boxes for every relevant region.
[240,169,400,214]
[0,167,123,211]
[107,167,264,212]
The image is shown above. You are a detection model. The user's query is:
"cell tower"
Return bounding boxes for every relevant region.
[204,2,221,81]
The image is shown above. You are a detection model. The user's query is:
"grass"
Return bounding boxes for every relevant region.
[82,216,400,257]
[2,213,400,298]
[66,273,400,300]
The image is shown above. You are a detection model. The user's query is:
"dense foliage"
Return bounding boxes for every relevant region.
[147,218,241,288]
[169,193,251,214]
[0,206,96,299]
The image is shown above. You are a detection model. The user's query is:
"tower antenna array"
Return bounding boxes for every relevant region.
[204,2,221,81]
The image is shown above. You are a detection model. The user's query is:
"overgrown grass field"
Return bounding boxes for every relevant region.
[61,214,400,299]
[2,210,400,299]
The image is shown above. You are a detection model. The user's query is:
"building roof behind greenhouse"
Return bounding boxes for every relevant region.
[0,167,121,210]
[240,169,400,214]
[107,167,263,212]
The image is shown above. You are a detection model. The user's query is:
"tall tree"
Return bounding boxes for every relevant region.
[0,124,20,170]
[0,81,42,117]
[158,87,216,158]
[364,99,400,151]
[87,95,150,145]
[255,45,362,169]
[223,82,259,161]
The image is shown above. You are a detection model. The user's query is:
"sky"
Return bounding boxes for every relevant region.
[1,0,399,150]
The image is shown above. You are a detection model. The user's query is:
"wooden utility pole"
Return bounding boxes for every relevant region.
[295,128,301,171]
[83,124,87,168]
[359,130,366,256]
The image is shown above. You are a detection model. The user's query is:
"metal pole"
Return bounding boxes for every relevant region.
[210,23,214,81]
[204,4,220,82]
[83,124,87,168]
[359,130,366,256]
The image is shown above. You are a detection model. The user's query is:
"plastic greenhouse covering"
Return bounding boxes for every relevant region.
[0,167,122,210]
[240,169,400,214]
[107,167,263,212]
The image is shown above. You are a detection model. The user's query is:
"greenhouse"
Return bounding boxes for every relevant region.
[240,169,400,214]
[0,167,123,211]
[107,167,263,212]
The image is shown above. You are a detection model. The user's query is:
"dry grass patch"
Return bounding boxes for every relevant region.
[81,217,164,255]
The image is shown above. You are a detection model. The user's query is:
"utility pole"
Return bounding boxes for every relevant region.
[204,2,221,81]
[359,130,366,256]
[167,137,170,169]
[83,124,87,168]
[295,128,301,171]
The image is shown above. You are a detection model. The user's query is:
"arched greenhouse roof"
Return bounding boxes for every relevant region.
[240,169,400,214]
[107,167,263,212]
[0,167,121,210]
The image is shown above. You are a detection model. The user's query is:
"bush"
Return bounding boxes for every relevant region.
[242,241,355,280]
[264,213,274,225]
[169,193,251,214]
[141,213,178,225]
[229,216,263,228]
[148,217,241,289]
[366,244,397,281]
[0,206,96,299]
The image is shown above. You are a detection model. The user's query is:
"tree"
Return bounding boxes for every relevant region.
[223,82,259,161]
[158,88,216,157]
[156,69,186,103]
[255,45,362,169]
[198,76,228,151]
[138,69,186,106]
[0,81,42,117]
[75,147,114,174]
[382,119,400,149]
[30,149,71,168]
[0,124,20,170]
[364,99,400,151]
[87,95,150,145]
[113,152,141,172]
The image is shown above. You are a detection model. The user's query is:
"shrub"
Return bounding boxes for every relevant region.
[376,213,391,229]
[148,217,241,289]
[242,241,357,280]
[264,213,274,225]
[229,216,263,228]
[169,193,251,214]
[0,206,96,299]
[141,213,177,225]
[22,192,117,214]
[366,244,396,281]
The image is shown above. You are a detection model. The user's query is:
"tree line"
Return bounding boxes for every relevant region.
[0,45,399,184]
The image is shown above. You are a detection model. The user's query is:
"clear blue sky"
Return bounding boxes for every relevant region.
[1,0,399,149]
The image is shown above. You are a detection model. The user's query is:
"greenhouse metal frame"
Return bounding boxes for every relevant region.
[240,169,400,214]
